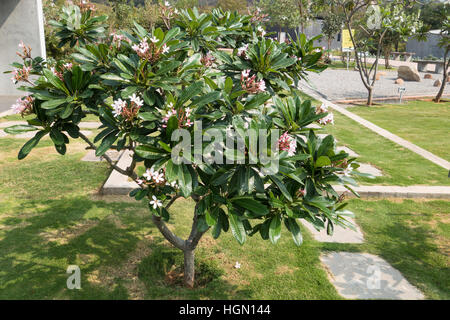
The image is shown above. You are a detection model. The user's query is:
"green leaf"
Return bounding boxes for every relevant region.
[18,130,47,160]
[178,164,193,197]
[4,125,37,135]
[95,130,118,157]
[50,128,65,145]
[229,213,246,245]
[316,156,331,167]
[135,145,166,159]
[41,99,67,110]
[231,197,269,216]
[287,218,303,246]
[269,215,282,244]
[138,112,157,121]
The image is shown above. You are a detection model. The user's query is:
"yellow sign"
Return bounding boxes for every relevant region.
[342,29,355,50]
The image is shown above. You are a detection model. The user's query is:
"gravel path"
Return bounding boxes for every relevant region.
[301,69,449,101]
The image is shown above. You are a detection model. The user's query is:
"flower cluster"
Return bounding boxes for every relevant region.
[112,93,144,121]
[201,52,215,67]
[241,70,266,94]
[11,96,34,116]
[77,0,96,13]
[248,7,269,24]
[315,104,334,126]
[16,41,32,59]
[110,32,130,49]
[132,37,169,63]
[256,26,266,37]
[278,132,296,156]
[160,1,179,28]
[11,65,32,84]
[237,44,248,59]
[161,103,193,128]
[137,167,178,189]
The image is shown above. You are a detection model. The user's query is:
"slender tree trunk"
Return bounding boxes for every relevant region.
[435,49,449,103]
[367,87,374,106]
[183,249,195,288]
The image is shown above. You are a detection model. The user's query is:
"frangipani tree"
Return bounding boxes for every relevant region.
[6,1,364,288]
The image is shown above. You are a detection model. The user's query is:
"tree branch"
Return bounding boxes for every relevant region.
[78,131,137,180]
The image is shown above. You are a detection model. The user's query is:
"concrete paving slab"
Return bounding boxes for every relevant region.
[358,163,383,177]
[81,149,122,162]
[305,123,322,129]
[334,185,450,199]
[0,130,7,138]
[320,252,424,300]
[302,218,364,244]
[337,146,359,157]
[79,122,101,129]
[0,121,28,128]
[102,150,139,195]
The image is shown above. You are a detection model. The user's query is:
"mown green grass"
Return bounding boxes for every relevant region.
[0,137,448,299]
[320,111,449,186]
[327,61,394,71]
[348,100,450,161]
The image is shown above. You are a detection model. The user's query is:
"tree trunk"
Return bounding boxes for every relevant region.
[383,47,391,69]
[435,49,449,103]
[183,249,195,288]
[367,87,374,106]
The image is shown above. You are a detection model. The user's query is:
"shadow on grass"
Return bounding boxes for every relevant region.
[0,197,247,299]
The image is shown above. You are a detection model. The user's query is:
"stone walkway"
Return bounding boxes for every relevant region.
[302,218,364,243]
[101,150,138,195]
[321,252,424,300]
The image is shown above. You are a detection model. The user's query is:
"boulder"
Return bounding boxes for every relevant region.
[398,66,421,82]
[424,73,433,79]
[395,78,404,85]
[434,80,441,87]
[375,74,381,81]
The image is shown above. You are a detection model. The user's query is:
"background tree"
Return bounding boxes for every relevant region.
[256,0,302,38]
[321,13,344,59]
[216,0,247,13]
[432,4,449,103]
[331,0,421,105]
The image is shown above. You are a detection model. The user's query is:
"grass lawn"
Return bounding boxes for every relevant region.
[320,111,449,186]
[347,100,450,161]
[0,137,448,299]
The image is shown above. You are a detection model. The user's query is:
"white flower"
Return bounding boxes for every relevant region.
[150,195,163,209]
[318,113,334,126]
[342,166,353,177]
[185,107,192,117]
[164,1,171,7]
[258,80,266,92]
[153,172,165,184]
[237,44,248,57]
[149,36,158,44]
[234,261,241,269]
[162,44,169,54]
[129,93,144,107]
[242,69,251,78]
[316,103,328,114]
[143,168,156,181]
[257,26,266,36]
[112,98,126,117]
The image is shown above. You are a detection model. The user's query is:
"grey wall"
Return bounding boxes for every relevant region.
[406,33,445,60]
[0,0,46,95]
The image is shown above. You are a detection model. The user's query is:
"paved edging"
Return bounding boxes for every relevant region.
[334,185,450,199]
[101,150,138,195]
[301,85,450,171]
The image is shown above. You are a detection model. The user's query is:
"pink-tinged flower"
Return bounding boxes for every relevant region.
[257,26,266,37]
[63,63,73,70]
[185,107,192,117]
[318,113,334,126]
[112,98,126,117]
[111,32,127,48]
[298,189,306,197]
[278,132,296,156]
[136,179,144,185]
[129,93,144,107]
[11,66,32,84]
[258,80,266,92]
[150,195,163,209]
[11,95,33,115]
[50,67,63,80]
[237,44,249,58]
[16,41,32,59]
[143,168,156,181]
[241,70,266,94]
[315,103,328,114]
